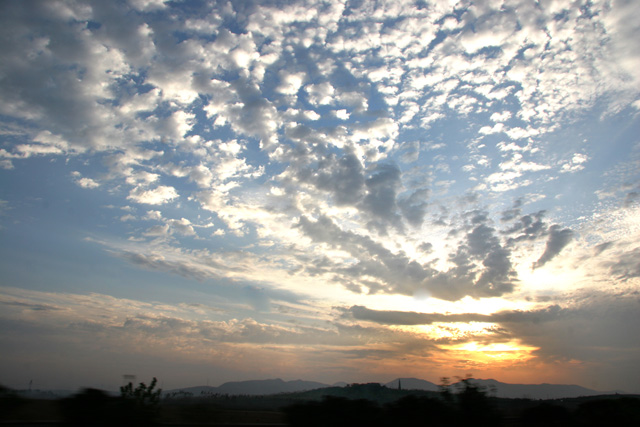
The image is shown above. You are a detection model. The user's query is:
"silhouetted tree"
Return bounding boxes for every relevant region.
[438,376,454,403]
[118,377,162,426]
[120,376,162,406]
[454,378,502,426]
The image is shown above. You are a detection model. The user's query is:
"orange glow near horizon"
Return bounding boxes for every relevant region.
[440,340,540,364]
[391,323,542,374]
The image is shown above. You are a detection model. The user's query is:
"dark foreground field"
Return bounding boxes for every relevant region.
[2,382,639,426]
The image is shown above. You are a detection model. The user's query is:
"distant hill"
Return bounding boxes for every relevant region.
[164,377,621,400]
[328,377,618,400]
[280,382,435,404]
[165,378,329,396]
[460,378,618,399]
[385,378,439,392]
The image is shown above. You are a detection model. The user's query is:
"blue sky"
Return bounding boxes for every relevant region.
[1,0,639,393]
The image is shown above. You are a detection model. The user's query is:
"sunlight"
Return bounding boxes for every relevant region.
[441,340,540,363]
[395,322,498,341]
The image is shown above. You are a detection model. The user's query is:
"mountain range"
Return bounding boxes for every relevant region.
[165,377,622,400]
[164,378,330,397]
[384,378,622,400]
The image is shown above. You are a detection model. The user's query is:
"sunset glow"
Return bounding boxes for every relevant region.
[441,341,540,363]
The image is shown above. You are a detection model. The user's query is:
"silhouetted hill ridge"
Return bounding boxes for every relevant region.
[164,377,622,399]
[459,378,621,399]
[165,378,330,396]
[380,377,620,399]
[385,378,439,392]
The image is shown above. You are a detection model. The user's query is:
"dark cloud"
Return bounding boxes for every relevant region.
[115,251,220,281]
[608,247,640,280]
[533,225,574,269]
[227,77,281,148]
[418,242,433,253]
[398,188,430,227]
[424,219,517,301]
[0,1,111,148]
[296,214,435,296]
[297,213,518,301]
[360,162,403,233]
[1,300,62,311]
[315,151,366,205]
[467,223,517,296]
[285,150,428,232]
[504,210,547,244]
[500,198,523,222]
[498,291,640,371]
[623,190,639,207]
[348,305,490,325]
[593,241,614,256]
[346,304,565,326]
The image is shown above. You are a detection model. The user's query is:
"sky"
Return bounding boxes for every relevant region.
[0,0,639,394]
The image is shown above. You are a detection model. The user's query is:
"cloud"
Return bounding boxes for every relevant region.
[167,218,196,237]
[345,304,569,326]
[276,71,306,96]
[398,188,430,227]
[360,162,403,233]
[533,225,574,269]
[424,222,517,301]
[344,288,640,388]
[296,212,517,301]
[503,210,547,244]
[607,247,640,280]
[348,305,490,325]
[561,153,588,173]
[0,299,63,312]
[127,185,178,205]
[290,150,366,207]
[129,0,170,12]
[296,214,434,295]
[71,171,101,189]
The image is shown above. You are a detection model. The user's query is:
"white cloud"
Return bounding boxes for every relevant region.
[128,0,170,12]
[490,111,511,122]
[145,210,162,221]
[335,109,350,120]
[276,72,306,96]
[76,177,100,189]
[479,123,505,135]
[128,185,179,205]
[167,218,196,237]
[305,82,335,105]
[71,171,100,189]
[561,153,589,173]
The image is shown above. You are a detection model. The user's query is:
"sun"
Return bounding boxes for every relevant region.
[393,322,540,365]
[441,340,540,364]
